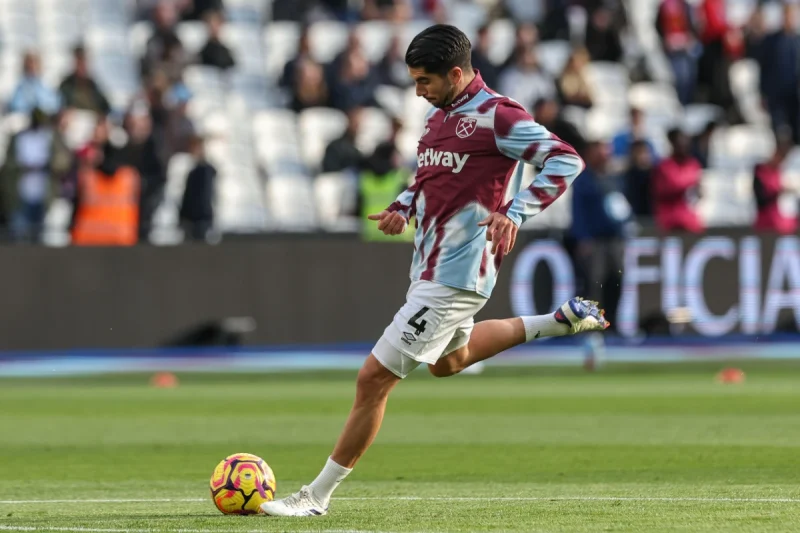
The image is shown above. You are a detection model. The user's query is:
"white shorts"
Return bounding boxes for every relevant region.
[372,280,488,378]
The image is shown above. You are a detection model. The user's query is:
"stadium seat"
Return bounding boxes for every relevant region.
[356,21,394,64]
[585,106,628,141]
[298,107,348,170]
[41,197,74,248]
[183,65,225,99]
[585,61,630,109]
[487,18,515,66]
[221,24,265,75]
[224,0,270,25]
[504,0,545,22]
[177,22,209,58]
[87,26,129,54]
[356,107,392,156]
[536,41,571,78]
[629,82,682,131]
[314,171,359,230]
[447,3,487,41]
[41,51,74,88]
[88,0,133,26]
[308,20,350,64]
[698,170,755,227]
[128,20,153,59]
[729,59,769,126]
[682,104,724,136]
[374,84,405,119]
[63,109,98,150]
[0,14,39,50]
[263,21,300,84]
[723,125,775,169]
[216,171,269,232]
[264,174,318,231]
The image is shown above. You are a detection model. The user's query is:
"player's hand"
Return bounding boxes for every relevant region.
[478,212,518,256]
[367,210,407,235]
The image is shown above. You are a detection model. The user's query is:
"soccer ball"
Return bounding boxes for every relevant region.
[209,453,276,514]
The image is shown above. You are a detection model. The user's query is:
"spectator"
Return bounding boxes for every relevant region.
[199,10,236,71]
[498,47,556,110]
[70,132,141,247]
[755,2,800,143]
[181,0,225,20]
[377,35,414,89]
[290,57,329,112]
[58,46,111,115]
[624,139,655,219]
[470,25,499,90]
[327,47,379,111]
[121,104,166,241]
[532,98,586,155]
[696,0,743,118]
[0,108,59,242]
[180,135,217,241]
[690,120,718,169]
[557,47,594,109]
[8,52,61,115]
[322,107,364,175]
[656,0,699,106]
[142,1,189,84]
[610,107,658,173]
[753,130,797,235]
[502,22,539,70]
[538,0,571,42]
[163,85,197,161]
[358,140,411,242]
[280,27,312,90]
[362,0,412,22]
[652,128,703,233]
[584,5,624,62]
[569,140,630,331]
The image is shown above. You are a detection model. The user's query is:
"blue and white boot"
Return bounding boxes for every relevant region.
[554,297,610,334]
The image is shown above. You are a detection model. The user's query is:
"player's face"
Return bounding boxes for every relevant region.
[408,67,459,109]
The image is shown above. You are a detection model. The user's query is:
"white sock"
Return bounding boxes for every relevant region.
[308,457,352,505]
[521,314,569,341]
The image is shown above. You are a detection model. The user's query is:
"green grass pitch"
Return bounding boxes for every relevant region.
[1,362,799,532]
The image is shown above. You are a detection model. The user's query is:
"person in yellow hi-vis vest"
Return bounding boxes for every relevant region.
[358,141,414,242]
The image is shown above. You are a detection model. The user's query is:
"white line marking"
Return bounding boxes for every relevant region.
[0,499,205,504]
[1,496,799,505]
[0,528,396,533]
[339,496,800,503]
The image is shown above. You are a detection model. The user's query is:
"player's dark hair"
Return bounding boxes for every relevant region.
[405,24,472,76]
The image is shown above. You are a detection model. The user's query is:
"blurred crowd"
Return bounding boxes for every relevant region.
[0,0,799,250]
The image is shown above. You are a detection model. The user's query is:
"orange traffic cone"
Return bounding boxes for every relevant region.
[716,367,745,384]
[151,372,179,388]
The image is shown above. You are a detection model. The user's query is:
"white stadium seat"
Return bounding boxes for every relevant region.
[314,171,359,229]
[308,20,350,64]
[298,107,348,170]
[263,21,300,83]
[536,40,571,78]
[265,174,318,231]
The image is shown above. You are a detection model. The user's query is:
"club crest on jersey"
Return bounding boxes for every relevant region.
[456,117,477,139]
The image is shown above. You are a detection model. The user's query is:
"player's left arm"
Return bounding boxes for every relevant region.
[481,100,585,254]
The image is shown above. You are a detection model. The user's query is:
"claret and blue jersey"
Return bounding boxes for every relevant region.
[387,71,586,298]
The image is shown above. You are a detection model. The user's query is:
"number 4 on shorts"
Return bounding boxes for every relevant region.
[407,306,430,336]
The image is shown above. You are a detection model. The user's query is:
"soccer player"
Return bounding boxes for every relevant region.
[260,25,608,517]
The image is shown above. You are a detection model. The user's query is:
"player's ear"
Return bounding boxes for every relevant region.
[448,66,463,86]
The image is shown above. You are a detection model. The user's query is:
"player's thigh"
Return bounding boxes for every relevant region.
[373,281,484,377]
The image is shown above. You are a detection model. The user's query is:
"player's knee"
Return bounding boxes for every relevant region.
[356,355,399,401]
